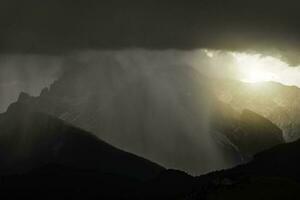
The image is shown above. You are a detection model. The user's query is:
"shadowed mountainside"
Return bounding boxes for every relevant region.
[0,102,164,181]
[0,109,298,199]
[127,136,300,199]
[211,105,283,158]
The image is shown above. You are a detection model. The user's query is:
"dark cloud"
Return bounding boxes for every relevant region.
[0,0,300,64]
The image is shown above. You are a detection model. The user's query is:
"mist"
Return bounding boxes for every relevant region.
[53,50,235,173]
[0,49,246,173]
[2,49,295,173]
[0,55,63,112]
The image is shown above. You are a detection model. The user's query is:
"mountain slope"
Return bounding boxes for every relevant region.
[0,102,164,181]
[128,135,300,199]
[211,105,284,158]
[0,90,296,199]
[214,79,300,142]
[0,126,299,199]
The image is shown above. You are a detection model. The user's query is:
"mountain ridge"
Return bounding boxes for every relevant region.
[0,102,164,180]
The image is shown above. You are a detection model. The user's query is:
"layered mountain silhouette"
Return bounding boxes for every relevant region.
[10,58,284,173]
[214,79,300,142]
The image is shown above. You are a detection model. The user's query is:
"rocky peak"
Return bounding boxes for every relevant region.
[17,92,31,102]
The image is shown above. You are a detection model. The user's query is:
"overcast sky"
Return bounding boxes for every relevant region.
[0,0,300,64]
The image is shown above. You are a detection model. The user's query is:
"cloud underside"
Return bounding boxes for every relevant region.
[0,1,300,65]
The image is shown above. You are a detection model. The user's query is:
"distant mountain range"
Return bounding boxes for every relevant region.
[8,61,286,174]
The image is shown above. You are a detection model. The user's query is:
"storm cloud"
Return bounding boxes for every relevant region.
[0,0,300,65]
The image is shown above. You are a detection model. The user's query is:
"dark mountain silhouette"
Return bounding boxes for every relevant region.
[192,135,300,199]
[0,118,298,199]
[211,105,284,158]
[126,136,300,199]
[0,164,141,199]
[10,60,285,174]
[0,102,164,181]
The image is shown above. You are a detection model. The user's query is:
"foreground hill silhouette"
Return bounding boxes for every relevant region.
[0,101,299,199]
[128,138,300,199]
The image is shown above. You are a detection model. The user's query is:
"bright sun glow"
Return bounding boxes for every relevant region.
[198,49,300,88]
[232,53,279,83]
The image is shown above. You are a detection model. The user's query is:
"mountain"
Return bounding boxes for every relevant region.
[193,134,300,199]
[0,65,295,199]
[127,135,300,199]
[9,58,284,174]
[213,79,300,142]
[1,126,298,199]
[211,105,283,157]
[0,102,164,181]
